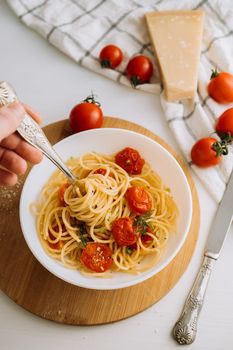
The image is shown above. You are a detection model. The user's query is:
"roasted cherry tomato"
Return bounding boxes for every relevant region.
[48,228,65,250]
[141,234,153,245]
[69,94,103,133]
[207,69,233,104]
[215,108,233,137]
[99,44,123,69]
[93,168,107,175]
[48,239,64,250]
[191,137,223,167]
[93,168,114,177]
[111,217,137,247]
[125,186,152,214]
[128,228,153,250]
[126,55,153,86]
[115,147,145,174]
[80,242,113,272]
[128,242,137,250]
[58,183,70,206]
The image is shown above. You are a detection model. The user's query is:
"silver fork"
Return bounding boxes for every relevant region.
[0,81,76,183]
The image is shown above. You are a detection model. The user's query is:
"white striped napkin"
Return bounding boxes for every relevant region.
[7,0,233,202]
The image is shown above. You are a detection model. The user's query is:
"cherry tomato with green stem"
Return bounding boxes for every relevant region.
[215,108,233,138]
[99,44,123,69]
[191,137,226,167]
[207,69,233,104]
[126,55,153,86]
[69,94,103,133]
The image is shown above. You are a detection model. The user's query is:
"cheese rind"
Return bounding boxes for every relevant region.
[145,10,204,101]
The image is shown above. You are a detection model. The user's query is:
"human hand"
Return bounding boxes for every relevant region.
[0,102,43,186]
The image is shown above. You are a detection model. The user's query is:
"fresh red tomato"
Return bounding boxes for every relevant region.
[125,186,152,214]
[99,44,123,69]
[126,55,153,86]
[191,137,223,167]
[115,147,145,174]
[69,95,103,133]
[215,108,233,137]
[111,217,137,247]
[207,69,233,104]
[58,183,70,206]
[80,242,113,272]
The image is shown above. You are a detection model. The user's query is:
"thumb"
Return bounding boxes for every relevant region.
[0,102,25,142]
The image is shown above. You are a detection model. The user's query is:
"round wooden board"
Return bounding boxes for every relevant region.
[0,117,199,325]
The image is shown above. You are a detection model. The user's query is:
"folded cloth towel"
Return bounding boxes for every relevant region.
[7,0,233,202]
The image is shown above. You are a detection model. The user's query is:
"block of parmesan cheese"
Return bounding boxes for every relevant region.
[145,10,204,101]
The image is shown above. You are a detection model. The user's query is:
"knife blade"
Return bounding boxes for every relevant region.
[173,169,233,345]
[205,168,233,259]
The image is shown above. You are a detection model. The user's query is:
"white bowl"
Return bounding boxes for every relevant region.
[20,128,192,290]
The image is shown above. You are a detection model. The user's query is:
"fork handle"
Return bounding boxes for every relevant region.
[173,255,216,345]
[0,81,76,183]
[17,113,76,182]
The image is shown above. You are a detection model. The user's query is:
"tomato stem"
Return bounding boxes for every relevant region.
[101,59,111,68]
[212,137,232,157]
[210,68,219,80]
[83,93,101,106]
[217,131,233,143]
[130,75,141,87]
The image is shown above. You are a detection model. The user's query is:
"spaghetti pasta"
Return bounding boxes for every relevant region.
[34,148,178,276]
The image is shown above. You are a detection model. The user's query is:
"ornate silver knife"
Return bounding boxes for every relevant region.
[173,168,233,344]
[0,81,76,183]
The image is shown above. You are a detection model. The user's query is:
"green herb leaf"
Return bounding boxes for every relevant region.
[134,211,152,235]
[79,222,87,247]
[126,247,133,255]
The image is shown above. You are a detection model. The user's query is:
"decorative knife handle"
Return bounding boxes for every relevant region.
[173,255,216,345]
